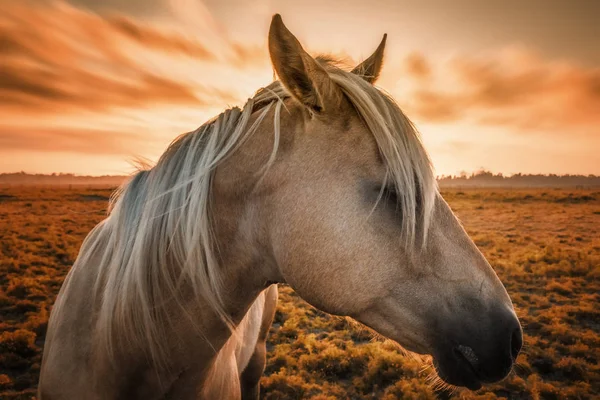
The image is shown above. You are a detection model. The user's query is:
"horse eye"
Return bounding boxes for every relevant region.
[378,185,398,205]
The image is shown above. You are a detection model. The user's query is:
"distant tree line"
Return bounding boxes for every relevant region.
[1,170,599,188]
[437,170,600,188]
[0,172,127,186]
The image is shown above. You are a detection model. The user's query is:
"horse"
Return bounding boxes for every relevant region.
[39,14,522,399]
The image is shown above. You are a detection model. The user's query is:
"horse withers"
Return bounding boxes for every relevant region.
[39,14,522,399]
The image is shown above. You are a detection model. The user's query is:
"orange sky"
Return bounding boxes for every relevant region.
[1,0,599,176]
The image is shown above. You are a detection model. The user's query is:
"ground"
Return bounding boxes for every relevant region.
[0,187,598,399]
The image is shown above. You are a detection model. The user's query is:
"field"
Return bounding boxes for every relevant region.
[0,187,598,399]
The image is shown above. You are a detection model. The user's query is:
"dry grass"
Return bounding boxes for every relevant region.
[0,187,598,399]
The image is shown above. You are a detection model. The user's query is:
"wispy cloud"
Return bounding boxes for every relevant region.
[0,0,266,159]
[0,58,201,113]
[394,48,600,133]
[108,17,215,59]
[0,0,249,115]
[0,126,149,155]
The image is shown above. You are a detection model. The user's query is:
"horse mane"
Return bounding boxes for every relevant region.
[90,56,437,368]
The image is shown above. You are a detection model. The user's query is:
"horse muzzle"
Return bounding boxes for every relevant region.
[432,308,522,390]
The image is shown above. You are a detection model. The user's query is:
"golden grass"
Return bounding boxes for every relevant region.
[0,187,598,399]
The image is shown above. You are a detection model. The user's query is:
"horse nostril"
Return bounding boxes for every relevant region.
[454,345,479,368]
[510,327,523,360]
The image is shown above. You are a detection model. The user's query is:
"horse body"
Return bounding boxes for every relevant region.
[40,14,522,399]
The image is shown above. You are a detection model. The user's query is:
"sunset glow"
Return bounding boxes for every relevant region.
[1,0,599,176]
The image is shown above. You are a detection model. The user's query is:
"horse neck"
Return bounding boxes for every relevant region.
[191,107,286,364]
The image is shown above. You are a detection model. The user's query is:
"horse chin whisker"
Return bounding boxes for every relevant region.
[513,361,531,375]
[419,362,432,374]
[428,372,456,393]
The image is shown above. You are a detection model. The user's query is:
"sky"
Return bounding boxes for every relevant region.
[1,0,599,176]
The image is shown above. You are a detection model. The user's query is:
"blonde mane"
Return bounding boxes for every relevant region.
[88,58,437,368]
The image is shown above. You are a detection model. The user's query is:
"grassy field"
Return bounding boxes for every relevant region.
[0,187,598,399]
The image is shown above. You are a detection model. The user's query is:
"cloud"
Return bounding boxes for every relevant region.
[0,58,200,113]
[0,0,262,159]
[67,0,168,17]
[403,53,431,81]
[0,0,240,115]
[396,48,600,133]
[107,16,214,59]
[0,126,149,155]
[230,42,270,68]
[407,91,461,123]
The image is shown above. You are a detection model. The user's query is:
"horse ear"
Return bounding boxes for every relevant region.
[351,34,387,84]
[268,14,338,113]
